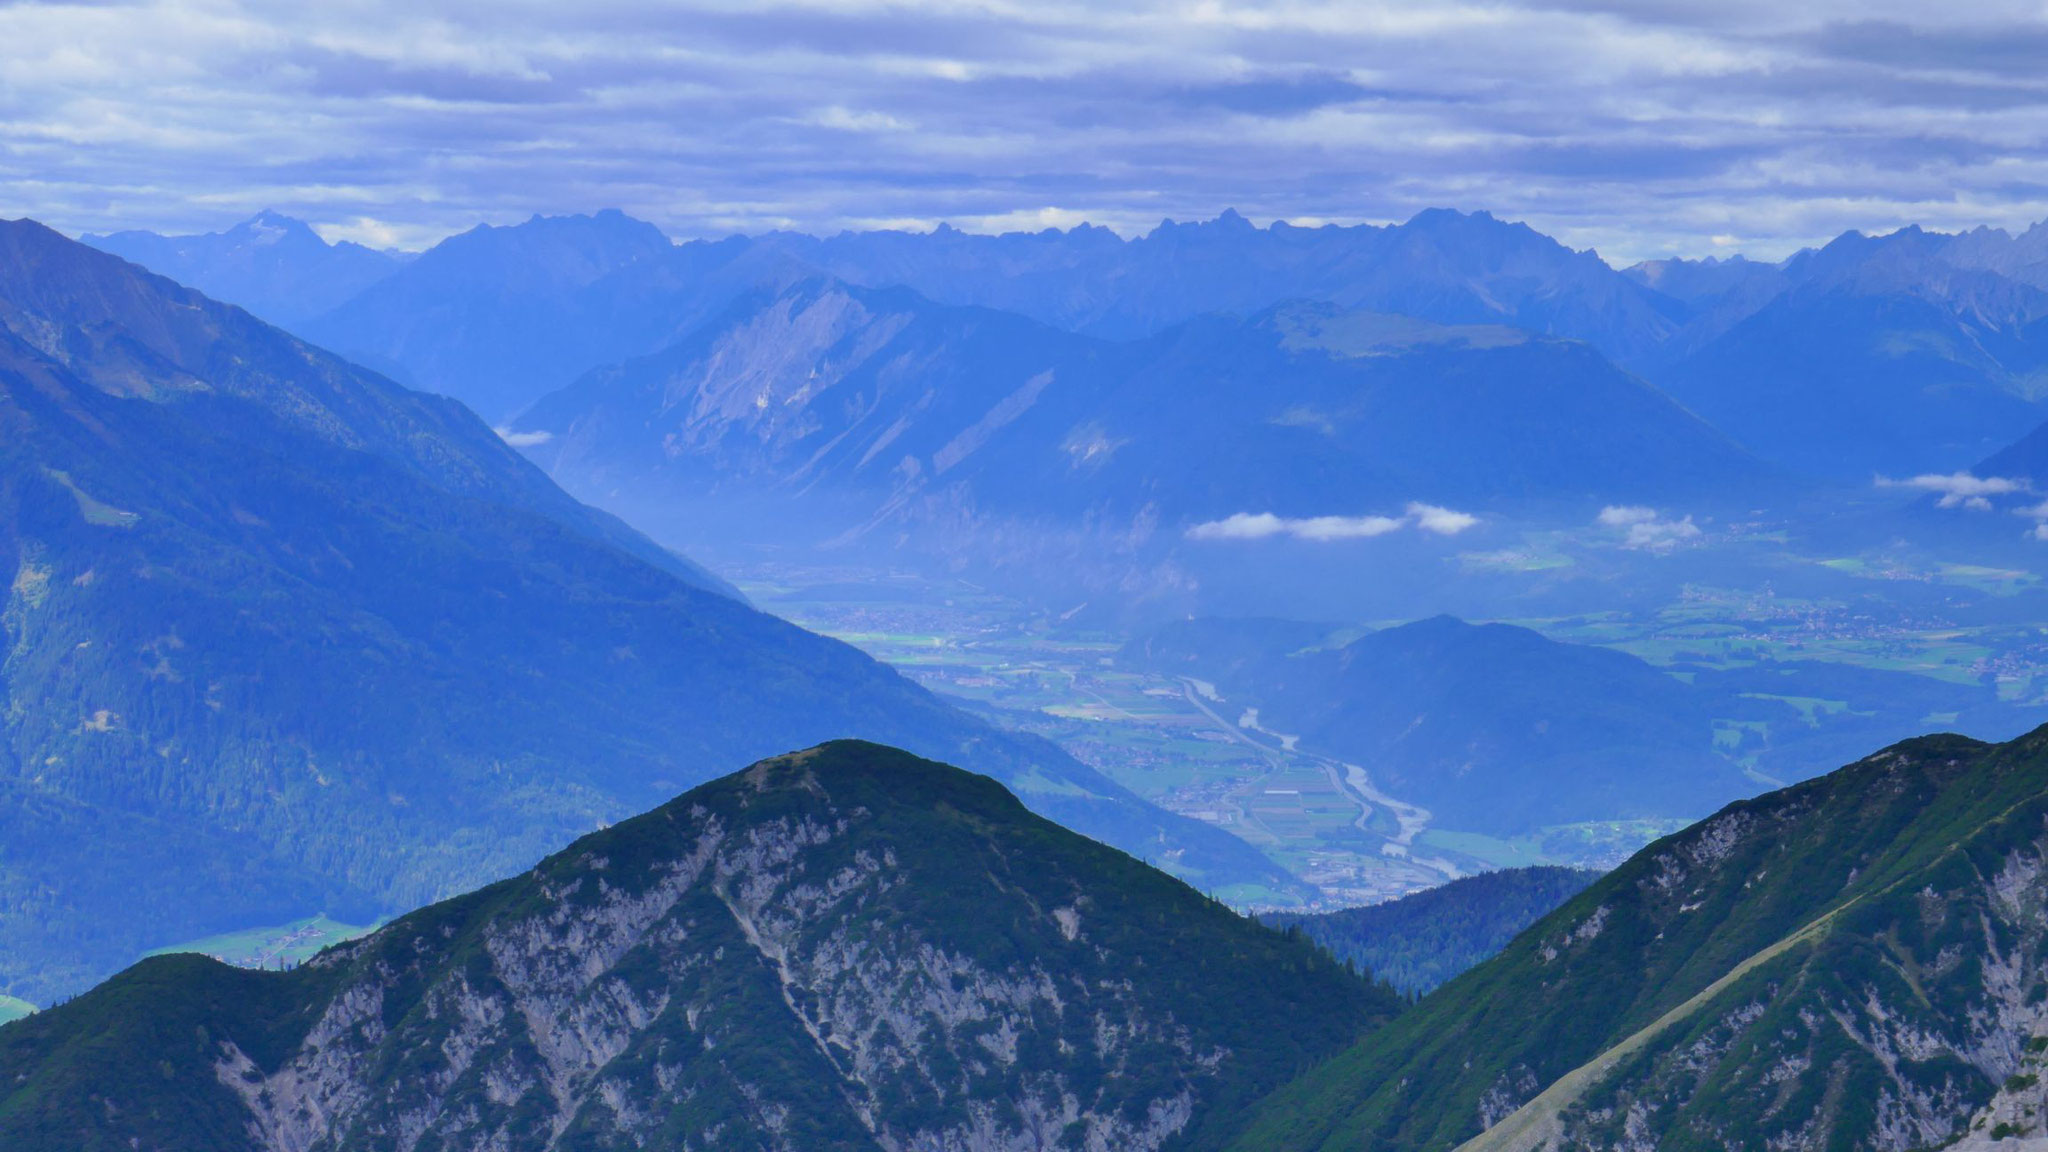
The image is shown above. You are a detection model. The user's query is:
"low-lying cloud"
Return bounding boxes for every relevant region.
[1597,505,1702,551]
[496,427,553,448]
[1188,503,1477,543]
[1876,471,2027,511]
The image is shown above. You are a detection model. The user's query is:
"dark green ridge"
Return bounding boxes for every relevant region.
[1262,866,1600,996]
[1228,727,2048,1150]
[0,741,1395,1152]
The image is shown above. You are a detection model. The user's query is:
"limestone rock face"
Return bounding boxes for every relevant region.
[0,742,1388,1152]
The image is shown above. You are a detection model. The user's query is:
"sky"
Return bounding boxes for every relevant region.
[3,0,2048,263]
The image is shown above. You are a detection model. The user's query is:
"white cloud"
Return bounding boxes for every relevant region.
[1187,512,1289,540]
[1287,514,1409,541]
[1876,471,2029,511]
[495,427,553,447]
[1596,504,1658,526]
[1188,504,1477,542]
[1597,504,1701,550]
[1408,502,1480,535]
[8,0,2048,260]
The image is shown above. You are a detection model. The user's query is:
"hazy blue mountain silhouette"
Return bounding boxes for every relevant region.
[1650,226,2048,479]
[297,210,677,420]
[513,280,1765,546]
[0,219,1295,1001]
[84,211,405,327]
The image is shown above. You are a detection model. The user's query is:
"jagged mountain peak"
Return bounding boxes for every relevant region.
[223,210,322,245]
[77,210,406,328]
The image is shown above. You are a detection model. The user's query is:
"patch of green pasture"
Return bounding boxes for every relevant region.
[1418,828,1556,869]
[1738,693,1859,725]
[146,914,377,969]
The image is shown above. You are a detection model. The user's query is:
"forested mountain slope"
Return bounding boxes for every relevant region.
[1264,867,1599,996]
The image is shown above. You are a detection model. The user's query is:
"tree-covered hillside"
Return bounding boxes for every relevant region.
[1264,867,1598,996]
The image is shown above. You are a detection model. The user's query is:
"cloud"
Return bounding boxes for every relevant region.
[1409,502,1480,535]
[6,1,2048,260]
[1876,471,2028,510]
[1188,503,1477,542]
[1286,515,1410,541]
[1597,504,1702,550]
[495,427,552,447]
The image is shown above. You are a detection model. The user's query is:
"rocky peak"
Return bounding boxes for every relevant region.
[0,742,1390,1151]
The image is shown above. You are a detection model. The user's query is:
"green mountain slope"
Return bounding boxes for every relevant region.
[1231,726,2048,1150]
[0,742,1394,1152]
[1263,867,1598,996]
[0,218,1298,1002]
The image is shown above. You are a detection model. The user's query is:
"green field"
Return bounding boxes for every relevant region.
[0,996,34,1025]
[1420,819,1696,872]
[146,915,377,969]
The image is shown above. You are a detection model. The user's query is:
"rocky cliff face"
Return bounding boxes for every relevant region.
[0,742,1388,1152]
[1232,727,2048,1152]
[1527,744,2048,1151]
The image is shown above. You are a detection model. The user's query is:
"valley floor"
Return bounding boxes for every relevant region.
[733,563,1698,908]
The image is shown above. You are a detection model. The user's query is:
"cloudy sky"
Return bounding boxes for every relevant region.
[4,0,2047,261]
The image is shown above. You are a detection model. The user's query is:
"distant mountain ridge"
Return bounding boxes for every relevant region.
[0,218,1294,1001]
[87,207,1695,420]
[510,279,1765,558]
[83,211,406,328]
[1642,225,2048,479]
[0,742,1394,1152]
[87,205,2048,507]
[1264,866,1600,996]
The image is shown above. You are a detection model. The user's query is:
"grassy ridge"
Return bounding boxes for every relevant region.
[1227,729,2042,1150]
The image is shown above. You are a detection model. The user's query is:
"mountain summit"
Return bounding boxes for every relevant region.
[83,211,404,327]
[0,742,1391,1152]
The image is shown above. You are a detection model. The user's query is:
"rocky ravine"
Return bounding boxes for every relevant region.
[0,741,1386,1152]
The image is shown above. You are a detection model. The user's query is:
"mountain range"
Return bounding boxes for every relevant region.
[0,219,1291,1003]
[508,280,1761,554]
[15,723,2048,1150]
[0,742,1392,1152]
[83,212,408,329]
[1650,226,2048,481]
[82,207,2048,499]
